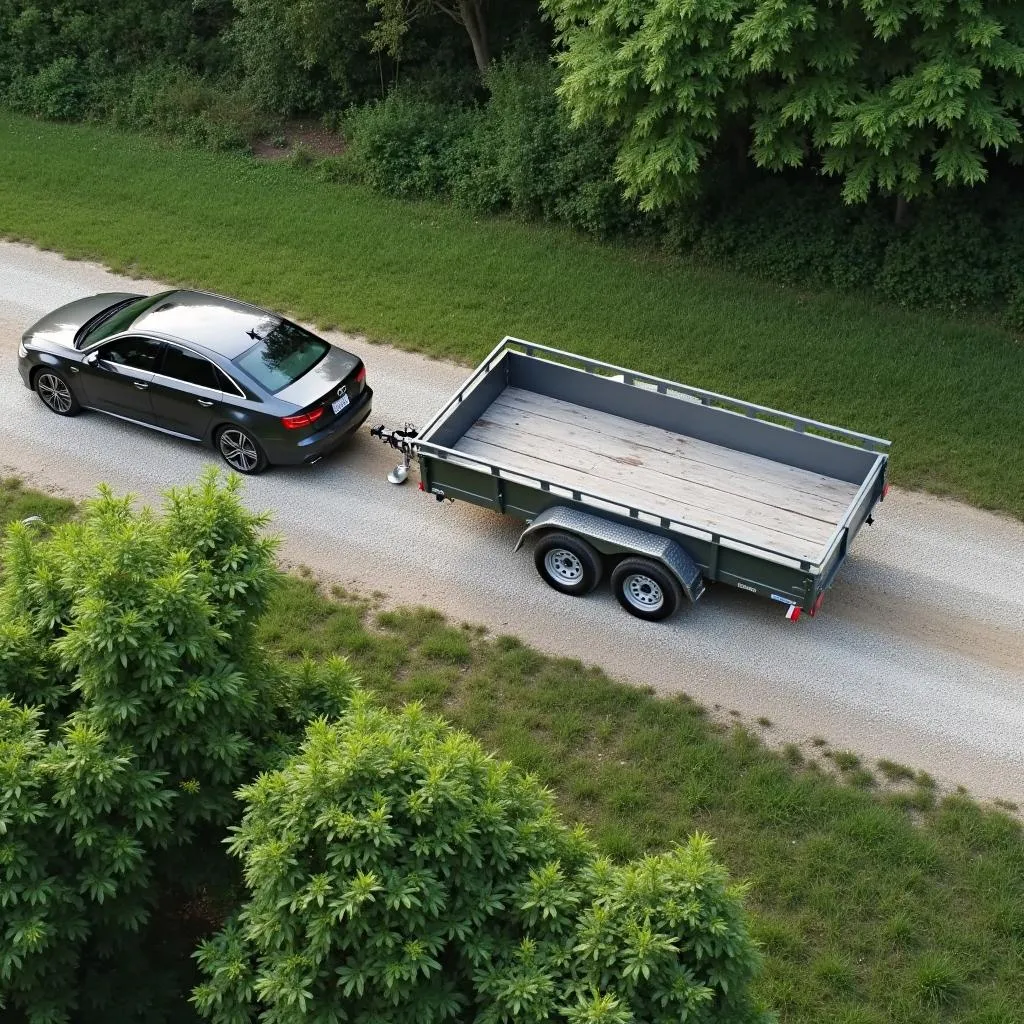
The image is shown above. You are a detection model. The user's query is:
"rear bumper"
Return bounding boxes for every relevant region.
[265,386,373,466]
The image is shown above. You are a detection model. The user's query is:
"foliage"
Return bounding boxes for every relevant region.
[342,58,640,237]
[545,0,1024,209]
[193,696,768,1023]
[226,0,378,115]
[0,471,285,1022]
[0,0,233,118]
[107,67,272,150]
[0,699,177,1024]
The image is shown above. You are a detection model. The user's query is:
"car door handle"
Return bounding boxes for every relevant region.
[197,399,214,407]
[133,381,149,390]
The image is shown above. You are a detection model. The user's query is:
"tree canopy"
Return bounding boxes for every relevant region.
[545,0,1024,208]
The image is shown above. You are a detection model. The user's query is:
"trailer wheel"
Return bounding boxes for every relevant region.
[533,532,602,596]
[610,557,682,622]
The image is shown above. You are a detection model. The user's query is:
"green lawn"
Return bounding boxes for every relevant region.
[0,475,75,529]
[260,576,1024,1024]
[1,112,1022,518]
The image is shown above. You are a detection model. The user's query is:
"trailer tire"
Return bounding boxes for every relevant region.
[610,557,682,622]
[533,532,602,596]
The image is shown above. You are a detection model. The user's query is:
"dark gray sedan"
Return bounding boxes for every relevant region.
[18,289,372,473]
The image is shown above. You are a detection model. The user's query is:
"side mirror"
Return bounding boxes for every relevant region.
[84,351,99,366]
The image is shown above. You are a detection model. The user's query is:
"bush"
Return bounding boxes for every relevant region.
[342,90,477,199]
[17,56,91,120]
[193,696,769,1024]
[341,59,640,238]
[0,471,295,1022]
[110,67,272,150]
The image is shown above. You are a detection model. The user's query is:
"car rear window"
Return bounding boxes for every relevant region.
[233,321,329,394]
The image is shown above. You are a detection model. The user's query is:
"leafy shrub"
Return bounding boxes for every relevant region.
[110,67,272,150]
[227,0,379,115]
[342,90,476,199]
[0,471,310,1022]
[17,56,91,120]
[193,695,769,1024]
[341,59,639,238]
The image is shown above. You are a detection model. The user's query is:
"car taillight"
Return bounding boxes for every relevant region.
[355,365,366,385]
[281,406,325,430]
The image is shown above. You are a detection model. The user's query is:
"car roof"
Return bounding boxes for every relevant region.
[131,290,278,360]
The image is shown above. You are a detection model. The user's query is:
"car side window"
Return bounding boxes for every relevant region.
[215,366,246,399]
[159,345,221,391]
[99,336,162,371]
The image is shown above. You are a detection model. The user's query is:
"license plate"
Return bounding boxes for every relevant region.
[332,393,350,414]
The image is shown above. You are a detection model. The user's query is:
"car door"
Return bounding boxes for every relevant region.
[148,343,225,439]
[79,335,163,421]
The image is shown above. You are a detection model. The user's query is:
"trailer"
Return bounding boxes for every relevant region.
[372,339,891,622]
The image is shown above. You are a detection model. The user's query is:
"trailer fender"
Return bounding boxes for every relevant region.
[515,507,705,604]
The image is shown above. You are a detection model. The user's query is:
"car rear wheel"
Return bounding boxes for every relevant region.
[217,426,268,475]
[34,369,81,416]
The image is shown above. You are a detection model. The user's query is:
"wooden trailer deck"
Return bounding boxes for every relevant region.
[452,388,861,564]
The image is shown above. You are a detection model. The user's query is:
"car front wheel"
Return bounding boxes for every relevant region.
[34,368,81,416]
[217,426,268,474]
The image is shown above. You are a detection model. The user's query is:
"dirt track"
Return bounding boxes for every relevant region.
[2,241,1022,802]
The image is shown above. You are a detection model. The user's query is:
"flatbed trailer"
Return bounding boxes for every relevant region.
[373,339,891,622]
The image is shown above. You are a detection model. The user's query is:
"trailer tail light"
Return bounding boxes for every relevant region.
[810,592,825,617]
[418,480,425,491]
[882,482,890,499]
[785,605,801,622]
[281,406,325,430]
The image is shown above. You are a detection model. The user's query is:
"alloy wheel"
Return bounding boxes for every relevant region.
[37,373,74,414]
[219,429,260,472]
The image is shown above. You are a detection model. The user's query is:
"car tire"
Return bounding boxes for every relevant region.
[216,425,268,475]
[533,532,603,596]
[610,557,683,622]
[33,368,81,417]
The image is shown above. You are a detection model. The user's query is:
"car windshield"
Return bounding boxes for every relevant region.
[77,292,174,348]
[233,321,329,394]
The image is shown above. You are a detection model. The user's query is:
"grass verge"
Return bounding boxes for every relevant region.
[259,574,1024,1024]
[1,112,1022,518]
[0,476,76,528]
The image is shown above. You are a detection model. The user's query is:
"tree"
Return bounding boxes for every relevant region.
[193,695,769,1024]
[544,0,1024,210]
[368,0,491,76]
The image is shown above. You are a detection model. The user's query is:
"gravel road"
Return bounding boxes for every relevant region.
[2,240,1023,802]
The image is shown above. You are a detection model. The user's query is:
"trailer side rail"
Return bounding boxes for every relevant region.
[418,338,893,455]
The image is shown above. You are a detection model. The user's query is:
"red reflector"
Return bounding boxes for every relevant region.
[811,592,825,617]
[281,406,325,430]
[418,480,425,491]
[882,483,890,499]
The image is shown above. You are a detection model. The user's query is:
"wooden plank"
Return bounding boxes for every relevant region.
[463,420,836,546]
[497,389,859,505]
[453,436,829,562]
[474,402,849,525]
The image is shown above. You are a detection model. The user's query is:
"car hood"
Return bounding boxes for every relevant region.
[275,344,361,408]
[23,292,141,350]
